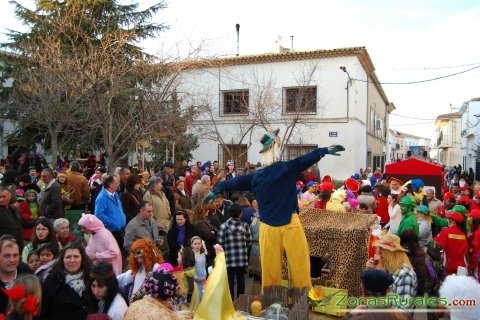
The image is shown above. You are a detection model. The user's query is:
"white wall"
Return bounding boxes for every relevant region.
[179,55,371,180]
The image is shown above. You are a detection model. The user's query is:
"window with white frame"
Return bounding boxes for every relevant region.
[284,86,317,113]
[222,90,249,115]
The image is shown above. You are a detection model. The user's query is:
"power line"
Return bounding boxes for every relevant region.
[390,113,437,121]
[356,65,480,85]
[394,62,480,71]
[390,122,435,126]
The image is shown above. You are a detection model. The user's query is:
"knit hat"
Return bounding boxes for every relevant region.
[259,128,280,153]
[361,269,394,295]
[373,233,407,252]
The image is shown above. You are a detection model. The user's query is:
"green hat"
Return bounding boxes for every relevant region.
[416,204,430,215]
[259,129,280,153]
[448,204,467,216]
[399,195,415,207]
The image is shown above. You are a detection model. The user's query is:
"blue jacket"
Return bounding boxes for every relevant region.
[94,188,126,232]
[213,147,329,226]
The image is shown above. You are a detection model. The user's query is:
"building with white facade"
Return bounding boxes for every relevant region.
[459,98,480,178]
[178,47,393,180]
[434,112,462,167]
[388,129,431,163]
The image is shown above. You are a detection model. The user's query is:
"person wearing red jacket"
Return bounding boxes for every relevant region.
[18,190,39,241]
[375,185,390,227]
[468,209,480,279]
[434,211,469,275]
[470,190,480,211]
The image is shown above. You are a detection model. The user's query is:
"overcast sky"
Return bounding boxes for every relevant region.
[1,0,479,140]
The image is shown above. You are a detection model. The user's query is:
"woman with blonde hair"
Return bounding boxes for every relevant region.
[366,233,417,310]
[3,274,42,320]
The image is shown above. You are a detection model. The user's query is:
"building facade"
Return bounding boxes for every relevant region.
[435,112,462,167]
[459,98,480,178]
[179,47,392,180]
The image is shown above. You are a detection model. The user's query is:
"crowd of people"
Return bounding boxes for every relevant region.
[0,154,261,319]
[1,151,480,320]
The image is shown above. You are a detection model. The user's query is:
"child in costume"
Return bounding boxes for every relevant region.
[171,246,196,307]
[18,189,39,241]
[117,239,164,302]
[190,236,207,302]
[205,128,344,289]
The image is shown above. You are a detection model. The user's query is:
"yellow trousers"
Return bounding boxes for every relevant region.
[259,214,311,289]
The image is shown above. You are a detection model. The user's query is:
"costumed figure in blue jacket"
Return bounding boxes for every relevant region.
[204,129,344,289]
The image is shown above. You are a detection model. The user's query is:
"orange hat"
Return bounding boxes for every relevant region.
[387,177,403,186]
[468,209,480,220]
[345,178,360,192]
[445,212,464,223]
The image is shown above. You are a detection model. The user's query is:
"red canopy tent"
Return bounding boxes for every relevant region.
[385,158,444,197]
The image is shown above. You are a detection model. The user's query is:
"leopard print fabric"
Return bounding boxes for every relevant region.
[298,208,376,296]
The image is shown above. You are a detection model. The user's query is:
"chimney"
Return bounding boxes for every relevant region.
[290,35,294,52]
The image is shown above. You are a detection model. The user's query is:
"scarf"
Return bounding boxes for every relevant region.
[65,271,85,297]
[177,224,186,246]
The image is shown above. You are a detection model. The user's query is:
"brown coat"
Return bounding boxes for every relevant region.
[143,190,172,233]
[67,171,90,206]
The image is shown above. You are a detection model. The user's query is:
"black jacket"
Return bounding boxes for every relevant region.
[40,273,92,320]
[39,181,63,219]
[167,221,196,265]
[0,205,24,252]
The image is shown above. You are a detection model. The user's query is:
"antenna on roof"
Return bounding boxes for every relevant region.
[236,24,240,56]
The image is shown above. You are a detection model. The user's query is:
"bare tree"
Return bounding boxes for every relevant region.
[191,61,324,164]
[2,0,202,170]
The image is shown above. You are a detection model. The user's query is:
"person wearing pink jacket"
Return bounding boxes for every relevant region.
[78,214,122,275]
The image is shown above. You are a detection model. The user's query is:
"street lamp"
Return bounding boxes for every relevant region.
[339,66,352,85]
[339,66,352,121]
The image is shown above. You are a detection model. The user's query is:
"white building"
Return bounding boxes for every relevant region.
[179,47,393,180]
[460,98,480,177]
[435,112,462,167]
